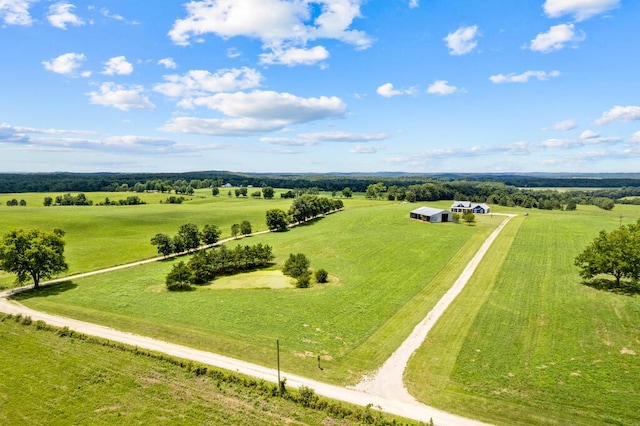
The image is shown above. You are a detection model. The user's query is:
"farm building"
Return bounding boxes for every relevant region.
[450,201,491,214]
[410,206,452,223]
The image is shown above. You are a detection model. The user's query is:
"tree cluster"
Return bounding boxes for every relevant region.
[575,220,640,288]
[283,253,312,288]
[166,244,274,290]
[288,195,343,224]
[5,199,26,206]
[96,196,146,206]
[151,223,221,257]
[0,228,68,288]
[44,193,92,206]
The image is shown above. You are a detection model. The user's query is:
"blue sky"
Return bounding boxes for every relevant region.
[1,0,639,173]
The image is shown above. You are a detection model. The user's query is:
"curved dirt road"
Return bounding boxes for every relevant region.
[0,215,515,425]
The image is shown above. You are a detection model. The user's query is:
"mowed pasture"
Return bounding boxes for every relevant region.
[6,194,500,383]
[406,205,640,425]
[0,190,295,288]
[0,316,413,426]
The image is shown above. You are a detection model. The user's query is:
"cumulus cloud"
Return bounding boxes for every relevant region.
[160,117,288,136]
[187,90,345,122]
[261,131,388,146]
[168,0,373,65]
[595,106,640,125]
[630,131,640,144]
[580,130,599,139]
[42,52,87,75]
[259,46,329,66]
[530,24,585,53]
[47,2,85,29]
[161,91,346,136]
[444,25,480,55]
[102,56,134,75]
[87,83,155,111]
[154,67,263,99]
[427,80,459,95]
[545,119,578,131]
[0,0,35,25]
[489,70,560,83]
[376,83,417,98]
[351,144,383,154]
[158,57,177,69]
[543,0,620,21]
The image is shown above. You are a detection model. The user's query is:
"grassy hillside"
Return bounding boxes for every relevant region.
[0,315,412,426]
[406,205,640,425]
[10,199,498,384]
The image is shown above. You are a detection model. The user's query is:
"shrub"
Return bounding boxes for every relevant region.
[315,268,328,283]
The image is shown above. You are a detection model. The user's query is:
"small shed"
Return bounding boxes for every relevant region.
[410,206,452,223]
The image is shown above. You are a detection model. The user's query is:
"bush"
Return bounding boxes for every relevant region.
[296,270,312,288]
[315,268,328,283]
[166,261,193,291]
[283,253,310,278]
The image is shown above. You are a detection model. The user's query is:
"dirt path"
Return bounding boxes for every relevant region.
[354,214,515,404]
[0,214,515,425]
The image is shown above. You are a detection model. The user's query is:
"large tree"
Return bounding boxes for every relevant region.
[150,233,174,257]
[0,228,68,288]
[266,209,289,232]
[575,220,640,286]
[177,223,200,251]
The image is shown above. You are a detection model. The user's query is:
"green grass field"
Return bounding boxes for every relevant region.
[406,205,640,425]
[7,196,499,384]
[0,190,297,287]
[0,315,413,426]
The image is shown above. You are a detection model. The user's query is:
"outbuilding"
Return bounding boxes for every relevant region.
[410,206,452,223]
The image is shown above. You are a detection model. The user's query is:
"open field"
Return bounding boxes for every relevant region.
[7,197,500,384]
[406,205,640,425]
[0,189,343,288]
[0,315,413,426]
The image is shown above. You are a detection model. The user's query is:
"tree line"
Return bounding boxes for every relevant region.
[151,223,222,257]
[166,244,275,291]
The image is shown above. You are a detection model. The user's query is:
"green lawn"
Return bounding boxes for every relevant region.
[0,315,413,426]
[11,200,498,384]
[406,205,640,425]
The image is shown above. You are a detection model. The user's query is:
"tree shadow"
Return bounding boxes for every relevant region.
[12,281,78,301]
[297,217,324,227]
[581,278,640,296]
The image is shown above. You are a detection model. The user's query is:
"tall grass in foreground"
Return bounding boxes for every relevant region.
[407,205,640,425]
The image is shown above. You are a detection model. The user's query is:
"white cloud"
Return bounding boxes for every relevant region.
[376,82,416,98]
[87,83,156,111]
[42,52,86,75]
[187,90,346,123]
[262,131,388,146]
[580,129,599,139]
[489,70,560,83]
[259,46,329,66]
[630,131,640,144]
[408,0,419,8]
[427,80,459,95]
[168,0,373,63]
[161,91,346,136]
[47,2,85,29]
[161,117,288,136]
[595,106,640,125]
[530,24,585,53]
[0,0,34,25]
[545,119,577,131]
[154,67,263,98]
[158,58,177,69]
[543,0,620,21]
[350,144,383,154]
[444,25,480,55]
[227,47,242,58]
[102,56,134,75]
